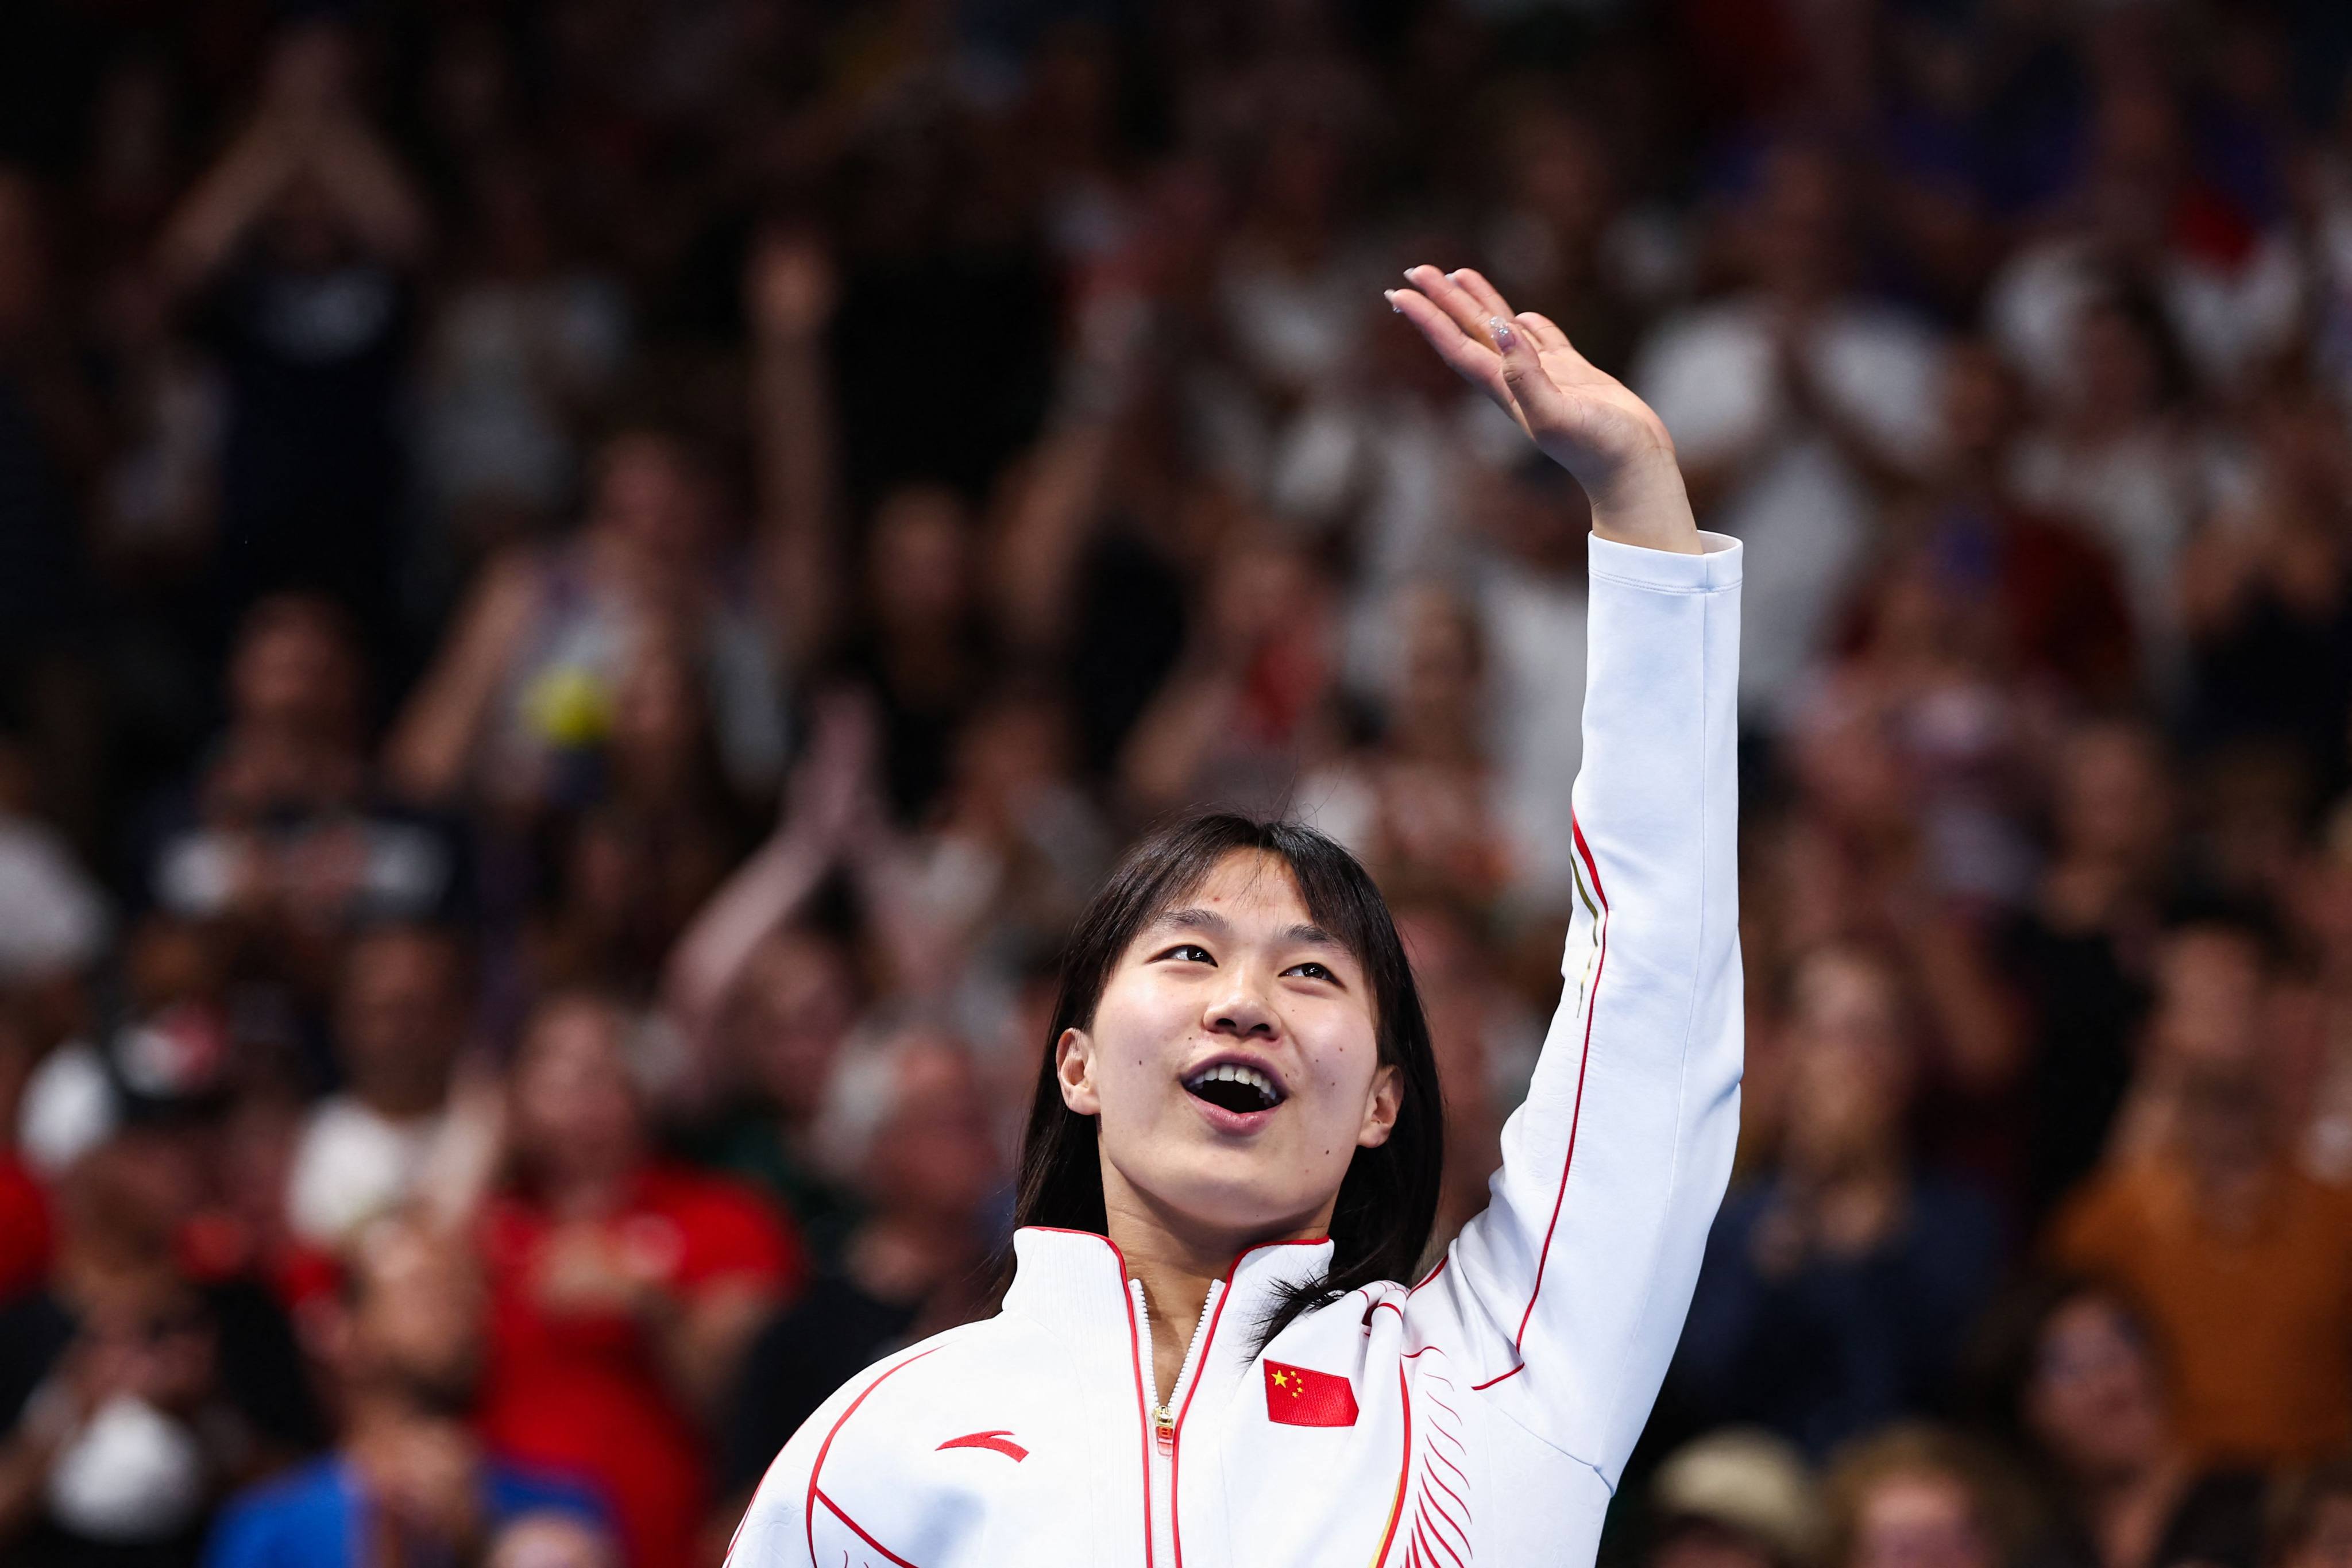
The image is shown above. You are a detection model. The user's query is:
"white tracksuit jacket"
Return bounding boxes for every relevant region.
[729,530,1744,1568]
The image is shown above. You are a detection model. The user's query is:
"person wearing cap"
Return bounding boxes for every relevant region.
[1650,1427,1826,1568]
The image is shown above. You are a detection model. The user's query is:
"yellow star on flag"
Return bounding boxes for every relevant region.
[1271,1370,1292,1392]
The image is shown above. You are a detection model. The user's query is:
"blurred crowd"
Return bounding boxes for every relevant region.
[5,1,2352,1567]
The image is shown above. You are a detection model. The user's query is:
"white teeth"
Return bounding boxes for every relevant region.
[1188,1063,1281,1103]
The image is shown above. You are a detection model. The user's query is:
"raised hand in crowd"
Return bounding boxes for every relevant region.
[156,21,427,296]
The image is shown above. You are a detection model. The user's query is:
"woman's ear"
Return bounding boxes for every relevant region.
[1356,1063,1402,1149]
[1056,1028,1100,1115]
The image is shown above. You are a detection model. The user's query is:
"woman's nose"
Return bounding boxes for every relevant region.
[1205,980,1279,1040]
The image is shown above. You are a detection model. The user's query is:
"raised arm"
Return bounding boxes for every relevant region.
[659,691,876,1078]
[746,230,844,674]
[1391,268,1741,1482]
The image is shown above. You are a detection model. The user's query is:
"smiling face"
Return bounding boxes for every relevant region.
[1055,849,1401,1258]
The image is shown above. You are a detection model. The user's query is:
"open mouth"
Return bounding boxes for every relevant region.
[1183,1063,1286,1116]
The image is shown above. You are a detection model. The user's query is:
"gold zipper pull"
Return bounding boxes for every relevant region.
[1154,1405,1175,1454]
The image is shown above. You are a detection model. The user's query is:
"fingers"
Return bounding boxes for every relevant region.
[1448,267,1518,326]
[1402,264,1504,347]
[1388,286,1504,389]
[1488,314,1575,436]
[1512,310,1609,387]
[1513,310,1571,353]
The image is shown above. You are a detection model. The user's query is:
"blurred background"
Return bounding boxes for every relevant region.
[3,0,2352,1566]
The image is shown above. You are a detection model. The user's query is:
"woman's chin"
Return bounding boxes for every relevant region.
[1132,1154,1335,1256]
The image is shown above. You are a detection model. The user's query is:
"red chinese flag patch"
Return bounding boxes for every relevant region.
[1264,1361,1358,1427]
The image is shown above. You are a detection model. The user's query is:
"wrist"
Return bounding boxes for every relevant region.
[1587,456,1701,555]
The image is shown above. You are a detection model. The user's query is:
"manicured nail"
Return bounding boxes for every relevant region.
[1384,289,1401,312]
[1488,315,1516,351]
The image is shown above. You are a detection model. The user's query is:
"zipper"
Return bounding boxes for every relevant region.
[1132,1277,1227,1561]
[1152,1283,1221,1451]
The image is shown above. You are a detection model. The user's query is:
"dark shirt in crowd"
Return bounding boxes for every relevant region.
[719,1272,922,1499]
[2002,912,2152,1226]
[2027,1470,2266,1568]
[1667,1172,2005,1457]
[203,260,412,658]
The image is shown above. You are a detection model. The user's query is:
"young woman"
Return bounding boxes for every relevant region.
[728,265,1744,1567]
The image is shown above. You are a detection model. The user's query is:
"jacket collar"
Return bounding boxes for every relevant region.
[1003,1226,1338,1357]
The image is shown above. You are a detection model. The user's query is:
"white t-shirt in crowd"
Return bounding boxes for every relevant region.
[1986,230,2305,403]
[18,1040,119,1177]
[1633,295,1945,723]
[284,1095,452,1246]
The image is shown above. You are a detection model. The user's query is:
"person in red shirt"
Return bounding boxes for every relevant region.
[477,991,804,1568]
[0,1153,50,1301]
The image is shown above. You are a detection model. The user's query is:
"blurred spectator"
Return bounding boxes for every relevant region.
[284,924,475,1250]
[2268,1454,2352,1568]
[0,1126,319,1567]
[1986,74,2303,409]
[0,163,109,851]
[1976,1275,2261,1568]
[659,696,878,1252]
[2003,723,2176,1222]
[1120,534,1340,820]
[1467,454,1597,910]
[388,423,789,814]
[483,1511,617,1568]
[1480,98,1644,380]
[2050,919,2352,1465]
[717,1026,1001,1521]
[1647,1427,1826,1568]
[1883,338,2136,707]
[203,1216,611,1568]
[417,153,628,570]
[476,991,801,1568]
[1388,898,1536,1250]
[1671,947,2003,1456]
[1634,137,1946,722]
[0,781,113,1179]
[132,597,458,997]
[1822,1425,2031,1568]
[1306,584,1507,906]
[2006,290,2203,695]
[835,484,997,826]
[2177,369,2352,789]
[155,21,428,659]
[0,1010,55,1301]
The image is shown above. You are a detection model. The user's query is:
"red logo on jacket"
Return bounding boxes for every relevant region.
[1263,1361,1358,1426]
[938,1430,1029,1461]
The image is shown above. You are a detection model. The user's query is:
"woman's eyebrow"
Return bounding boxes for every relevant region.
[1283,923,1343,951]
[1149,907,1229,936]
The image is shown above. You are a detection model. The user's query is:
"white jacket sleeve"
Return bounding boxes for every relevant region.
[1416,530,1743,1487]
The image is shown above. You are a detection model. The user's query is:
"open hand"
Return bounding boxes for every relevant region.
[1389,265,1699,554]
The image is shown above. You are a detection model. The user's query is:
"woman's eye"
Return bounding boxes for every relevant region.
[1158,943,1215,965]
[1285,961,1336,982]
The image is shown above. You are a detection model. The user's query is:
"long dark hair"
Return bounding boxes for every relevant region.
[1010,813,1445,1343]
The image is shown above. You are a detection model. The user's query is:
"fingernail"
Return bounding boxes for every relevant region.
[1489,315,1516,351]
[1384,289,1400,312]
